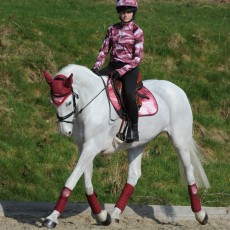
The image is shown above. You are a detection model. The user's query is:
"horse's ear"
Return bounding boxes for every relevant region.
[43,70,53,85]
[64,73,73,88]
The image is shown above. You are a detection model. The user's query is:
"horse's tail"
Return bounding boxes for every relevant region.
[179,138,210,189]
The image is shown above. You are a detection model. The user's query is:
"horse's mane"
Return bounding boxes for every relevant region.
[57,64,88,77]
[57,64,105,84]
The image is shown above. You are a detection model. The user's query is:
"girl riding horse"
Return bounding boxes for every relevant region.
[92,0,144,143]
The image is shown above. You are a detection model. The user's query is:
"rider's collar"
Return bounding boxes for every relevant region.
[120,21,134,29]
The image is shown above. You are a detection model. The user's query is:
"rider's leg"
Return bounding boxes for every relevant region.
[100,63,139,142]
[121,68,139,142]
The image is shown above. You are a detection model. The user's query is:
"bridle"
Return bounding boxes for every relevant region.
[52,76,111,124]
[55,90,79,124]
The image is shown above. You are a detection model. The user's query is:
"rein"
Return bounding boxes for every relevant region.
[75,80,107,117]
[56,76,114,124]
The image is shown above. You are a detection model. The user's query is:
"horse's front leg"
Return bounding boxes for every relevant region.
[84,162,111,226]
[111,146,144,222]
[42,141,100,228]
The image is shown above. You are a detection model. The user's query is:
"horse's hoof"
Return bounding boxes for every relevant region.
[195,210,208,225]
[199,212,208,225]
[101,213,112,226]
[114,218,120,223]
[42,219,57,229]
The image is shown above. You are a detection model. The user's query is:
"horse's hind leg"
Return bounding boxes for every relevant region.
[111,146,144,222]
[171,135,208,225]
[84,162,111,226]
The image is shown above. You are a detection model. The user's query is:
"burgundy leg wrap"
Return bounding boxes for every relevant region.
[54,187,72,213]
[85,192,102,214]
[115,183,134,212]
[188,184,201,213]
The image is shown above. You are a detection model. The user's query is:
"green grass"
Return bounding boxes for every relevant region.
[0,0,229,207]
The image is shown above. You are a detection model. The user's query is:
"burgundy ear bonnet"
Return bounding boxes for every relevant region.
[43,71,73,106]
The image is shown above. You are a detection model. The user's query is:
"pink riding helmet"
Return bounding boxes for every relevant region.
[116,0,138,13]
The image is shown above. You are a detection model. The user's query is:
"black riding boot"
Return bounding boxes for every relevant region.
[126,124,139,143]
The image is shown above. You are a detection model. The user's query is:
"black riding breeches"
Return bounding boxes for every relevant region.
[99,62,138,125]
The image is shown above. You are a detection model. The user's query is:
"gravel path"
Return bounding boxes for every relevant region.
[0,202,229,230]
[1,215,230,230]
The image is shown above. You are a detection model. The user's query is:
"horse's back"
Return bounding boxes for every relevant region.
[143,79,193,136]
[144,79,191,112]
[144,79,187,99]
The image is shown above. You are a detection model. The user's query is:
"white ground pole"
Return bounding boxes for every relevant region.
[0,201,229,222]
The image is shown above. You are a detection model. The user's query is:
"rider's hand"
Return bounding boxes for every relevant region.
[91,68,101,76]
[109,70,120,80]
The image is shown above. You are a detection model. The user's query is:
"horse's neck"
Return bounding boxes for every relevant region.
[74,69,104,94]
[59,64,104,95]
[70,65,107,109]
[58,64,107,114]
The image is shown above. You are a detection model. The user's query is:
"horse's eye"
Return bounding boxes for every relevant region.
[66,101,72,106]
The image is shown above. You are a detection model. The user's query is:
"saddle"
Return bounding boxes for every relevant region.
[107,73,158,141]
[109,72,158,118]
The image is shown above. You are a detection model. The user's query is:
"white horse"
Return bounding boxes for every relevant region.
[42,64,210,228]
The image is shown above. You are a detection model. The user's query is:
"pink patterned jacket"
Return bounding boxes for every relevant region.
[94,21,144,76]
